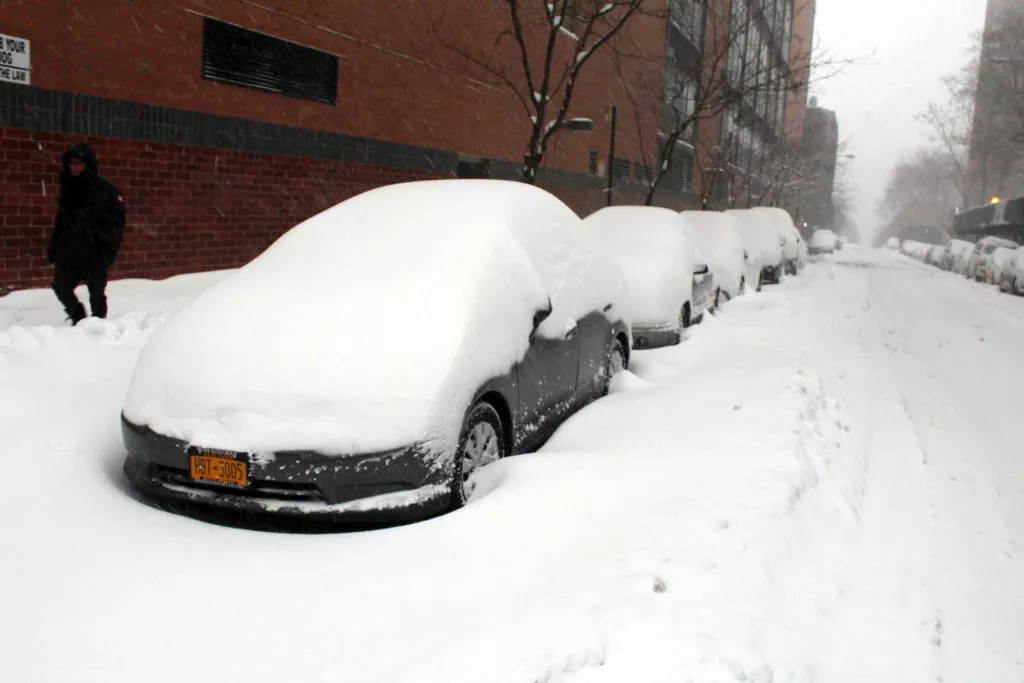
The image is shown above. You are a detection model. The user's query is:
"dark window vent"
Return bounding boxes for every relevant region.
[610,156,631,183]
[202,17,338,105]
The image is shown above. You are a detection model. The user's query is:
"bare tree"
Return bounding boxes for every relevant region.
[876,147,962,240]
[425,0,654,183]
[613,0,860,206]
[920,3,1024,206]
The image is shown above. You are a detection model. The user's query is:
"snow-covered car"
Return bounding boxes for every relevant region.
[986,246,1015,284]
[751,206,804,274]
[925,244,946,267]
[681,210,760,298]
[121,180,631,526]
[584,206,701,349]
[966,236,1020,281]
[809,228,837,255]
[727,208,785,285]
[998,246,1024,294]
[941,239,973,272]
[886,237,900,249]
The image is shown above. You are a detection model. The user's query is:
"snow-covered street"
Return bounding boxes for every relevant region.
[3,245,1024,682]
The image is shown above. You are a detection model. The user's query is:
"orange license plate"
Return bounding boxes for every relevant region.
[189,451,248,488]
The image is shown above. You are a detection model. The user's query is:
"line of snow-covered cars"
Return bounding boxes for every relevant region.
[120,180,807,528]
[897,235,1024,294]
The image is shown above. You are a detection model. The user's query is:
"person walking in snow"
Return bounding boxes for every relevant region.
[46,142,125,324]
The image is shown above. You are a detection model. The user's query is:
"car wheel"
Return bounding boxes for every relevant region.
[449,402,505,510]
[739,276,746,294]
[680,302,692,329]
[756,272,763,292]
[713,287,722,311]
[602,337,627,395]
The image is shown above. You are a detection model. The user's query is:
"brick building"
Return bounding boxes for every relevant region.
[1,0,814,292]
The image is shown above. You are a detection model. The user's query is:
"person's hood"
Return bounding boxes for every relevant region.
[62,142,99,175]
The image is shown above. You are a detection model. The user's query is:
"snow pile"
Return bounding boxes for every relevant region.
[681,210,750,298]
[727,208,783,269]
[886,237,900,249]
[583,206,693,331]
[123,180,577,457]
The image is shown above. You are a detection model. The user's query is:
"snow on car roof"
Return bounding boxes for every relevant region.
[726,209,784,264]
[583,206,693,328]
[123,180,583,456]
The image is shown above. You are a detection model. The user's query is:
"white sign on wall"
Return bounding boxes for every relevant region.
[0,33,31,86]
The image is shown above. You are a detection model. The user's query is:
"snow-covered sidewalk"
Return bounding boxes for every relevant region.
[2,246,1023,682]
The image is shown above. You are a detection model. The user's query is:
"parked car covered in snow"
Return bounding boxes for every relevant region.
[998,246,1024,294]
[121,180,631,526]
[886,237,900,249]
[941,239,974,272]
[681,210,761,297]
[809,228,837,255]
[585,206,703,348]
[925,244,946,267]
[751,206,804,274]
[966,236,1020,281]
[986,246,1015,284]
[727,208,785,285]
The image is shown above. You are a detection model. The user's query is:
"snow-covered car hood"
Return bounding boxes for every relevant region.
[584,206,693,328]
[810,230,837,250]
[123,181,561,456]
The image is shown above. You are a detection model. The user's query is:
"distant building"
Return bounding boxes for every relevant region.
[801,98,839,234]
[965,0,1024,207]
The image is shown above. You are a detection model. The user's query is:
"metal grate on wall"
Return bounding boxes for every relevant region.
[202,17,338,105]
[610,156,632,183]
[634,163,653,185]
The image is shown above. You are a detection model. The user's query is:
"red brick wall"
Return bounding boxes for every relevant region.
[2,127,635,292]
[0,127,449,291]
[1,0,666,178]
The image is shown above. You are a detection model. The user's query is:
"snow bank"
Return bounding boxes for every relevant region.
[123,180,576,457]
[681,211,749,298]
[727,209,783,268]
[583,206,693,331]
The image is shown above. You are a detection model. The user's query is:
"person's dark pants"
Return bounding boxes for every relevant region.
[52,263,108,323]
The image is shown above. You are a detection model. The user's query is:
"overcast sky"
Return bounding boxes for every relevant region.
[812,0,989,242]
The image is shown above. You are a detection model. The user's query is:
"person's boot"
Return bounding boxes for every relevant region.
[66,301,87,325]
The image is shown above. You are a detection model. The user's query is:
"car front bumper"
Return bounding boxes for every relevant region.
[631,325,681,349]
[121,417,450,529]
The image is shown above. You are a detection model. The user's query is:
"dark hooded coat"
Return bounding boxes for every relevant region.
[47,143,125,272]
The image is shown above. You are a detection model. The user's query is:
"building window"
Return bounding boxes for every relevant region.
[669,0,705,47]
[456,157,491,178]
[202,17,338,105]
[635,163,653,185]
[589,150,599,175]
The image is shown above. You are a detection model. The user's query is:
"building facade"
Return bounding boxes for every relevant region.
[1,0,815,292]
[801,99,839,231]
[965,0,1024,208]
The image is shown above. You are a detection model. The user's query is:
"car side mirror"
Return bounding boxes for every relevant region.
[530,298,553,342]
[694,263,710,276]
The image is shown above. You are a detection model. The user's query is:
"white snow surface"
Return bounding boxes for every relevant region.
[5,245,1024,682]
[680,210,752,298]
[584,206,693,331]
[991,246,1014,279]
[727,208,783,268]
[124,180,592,456]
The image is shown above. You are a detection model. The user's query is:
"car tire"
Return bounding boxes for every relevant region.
[739,276,746,294]
[602,337,627,396]
[680,302,692,329]
[756,272,763,292]
[449,402,506,510]
[713,287,722,311]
